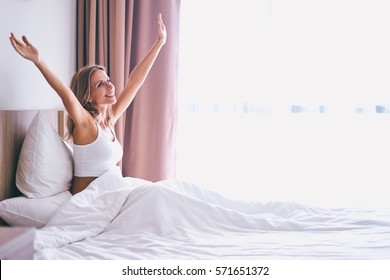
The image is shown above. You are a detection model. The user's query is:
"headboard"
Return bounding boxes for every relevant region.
[0,110,65,201]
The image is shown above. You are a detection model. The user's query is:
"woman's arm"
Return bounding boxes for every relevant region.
[9,33,88,125]
[112,13,167,121]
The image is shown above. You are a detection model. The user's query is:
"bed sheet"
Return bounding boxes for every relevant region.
[34,167,390,260]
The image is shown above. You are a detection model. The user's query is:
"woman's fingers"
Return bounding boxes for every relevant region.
[10,33,24,49]
[156,13,167,43]
[9,33,31,59]
[22,35,31,46]
[158,13,165,28]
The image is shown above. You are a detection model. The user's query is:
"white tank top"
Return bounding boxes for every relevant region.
[73,124,123,177]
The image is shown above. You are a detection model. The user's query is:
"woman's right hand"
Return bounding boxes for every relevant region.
[9,33,40,65]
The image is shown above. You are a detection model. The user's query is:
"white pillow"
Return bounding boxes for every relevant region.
[0,191,72,228]
[16,111,73,198]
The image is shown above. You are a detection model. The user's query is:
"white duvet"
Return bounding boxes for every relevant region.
[34,167,390,259]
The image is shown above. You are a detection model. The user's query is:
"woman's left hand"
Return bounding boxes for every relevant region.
[157,13,167,45]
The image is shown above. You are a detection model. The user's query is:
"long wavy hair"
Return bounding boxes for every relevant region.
[66,65,114,140]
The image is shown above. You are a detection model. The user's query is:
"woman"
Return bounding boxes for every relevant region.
[10,13,167,195]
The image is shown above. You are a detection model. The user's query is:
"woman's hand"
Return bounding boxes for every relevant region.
[9,33,40,65]
[157,13,167,45]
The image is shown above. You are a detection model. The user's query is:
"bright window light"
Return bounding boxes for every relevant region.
[177,0,390,208]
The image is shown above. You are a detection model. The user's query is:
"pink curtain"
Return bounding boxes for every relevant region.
[76,0,180,181]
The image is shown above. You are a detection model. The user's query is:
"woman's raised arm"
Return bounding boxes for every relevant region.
[9,33,88,125]
[112,13,167,121]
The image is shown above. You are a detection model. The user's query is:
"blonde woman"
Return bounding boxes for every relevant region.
[10,13,167,194]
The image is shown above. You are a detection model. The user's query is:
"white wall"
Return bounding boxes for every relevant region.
[0,0,76,110]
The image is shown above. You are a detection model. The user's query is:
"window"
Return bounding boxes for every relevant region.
[177,0,390,208]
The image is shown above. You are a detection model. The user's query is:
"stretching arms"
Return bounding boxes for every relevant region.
[9,34,88,126]
[10,13,167,123]
[111,13,167,122]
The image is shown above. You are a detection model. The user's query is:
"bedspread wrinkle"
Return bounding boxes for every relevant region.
[34,167,390,259]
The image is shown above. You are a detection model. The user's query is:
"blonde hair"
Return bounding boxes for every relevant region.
[66,65,114,139]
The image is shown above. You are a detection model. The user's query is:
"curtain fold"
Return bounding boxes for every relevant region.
[76,0,180,181]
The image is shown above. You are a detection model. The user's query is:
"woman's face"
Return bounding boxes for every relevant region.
[89,69,116,106]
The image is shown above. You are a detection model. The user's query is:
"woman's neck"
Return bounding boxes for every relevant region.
[96,107,108,126]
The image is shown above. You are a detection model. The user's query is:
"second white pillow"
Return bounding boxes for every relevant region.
[16,111,73,198]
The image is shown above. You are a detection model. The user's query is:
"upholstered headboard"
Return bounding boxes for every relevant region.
[0,110,64,201]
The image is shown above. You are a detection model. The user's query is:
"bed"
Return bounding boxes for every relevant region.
[1,110,390,260]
